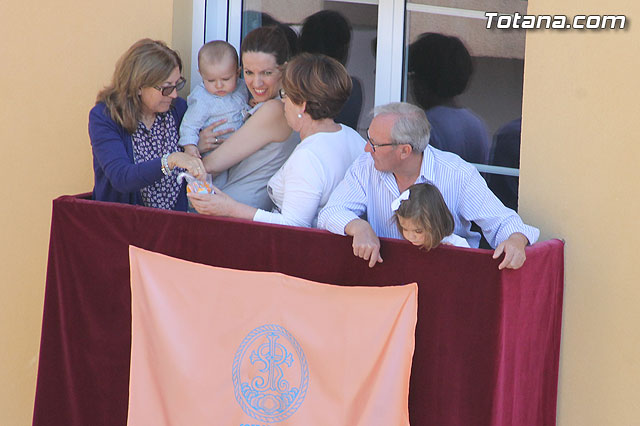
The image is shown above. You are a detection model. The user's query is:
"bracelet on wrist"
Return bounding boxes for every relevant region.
[161,153,171,176]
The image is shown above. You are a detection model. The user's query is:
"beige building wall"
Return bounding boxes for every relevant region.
[521,1,640,425]
[172,0,193,99]
[0,1,175,424]
[2,0,639,425]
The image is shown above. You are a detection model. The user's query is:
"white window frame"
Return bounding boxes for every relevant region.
[193,0,519,177]
[193,0,404,106]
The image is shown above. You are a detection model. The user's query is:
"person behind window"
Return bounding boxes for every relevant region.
[487,117,521,211]
[89,39,206,210]
[195,26,299,210]
[393,183,470,250]
[408,33,490,165]
[299,10,363,130]
[242,11,300,57]
[189,53,365,228]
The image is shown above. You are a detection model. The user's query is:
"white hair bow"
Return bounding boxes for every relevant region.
[391,189,411,212]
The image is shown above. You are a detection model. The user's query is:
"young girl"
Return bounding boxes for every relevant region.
[392,183,470,249]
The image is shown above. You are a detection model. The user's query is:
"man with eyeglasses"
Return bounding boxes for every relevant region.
[317,102,539,269]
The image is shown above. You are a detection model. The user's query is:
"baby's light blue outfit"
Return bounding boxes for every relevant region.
[178,80,249,148]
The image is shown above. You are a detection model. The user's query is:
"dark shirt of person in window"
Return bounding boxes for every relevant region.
[488,117,522,211]
[408,33,490,165]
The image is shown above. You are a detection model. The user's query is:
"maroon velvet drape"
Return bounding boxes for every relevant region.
[33,195,564,426]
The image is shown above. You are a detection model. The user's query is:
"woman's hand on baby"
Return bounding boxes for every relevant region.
[198,119,234,154]
[167,152,206,180]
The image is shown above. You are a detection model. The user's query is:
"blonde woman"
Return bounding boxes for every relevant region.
[89,39,206,210]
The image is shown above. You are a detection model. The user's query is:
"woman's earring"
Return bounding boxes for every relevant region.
[297,113,303,119]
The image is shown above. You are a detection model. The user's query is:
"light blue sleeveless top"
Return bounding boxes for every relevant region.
[213,100,300,210]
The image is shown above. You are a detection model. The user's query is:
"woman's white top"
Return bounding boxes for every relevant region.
[253,124,366,227]
[441,233,471,248]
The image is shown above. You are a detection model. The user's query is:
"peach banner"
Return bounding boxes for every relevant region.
[128,246,417,426]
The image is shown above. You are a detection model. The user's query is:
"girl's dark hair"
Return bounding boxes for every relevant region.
[408,33,472,109]
[282,53,352,120]
[394,183,455,250]
[241,26,290,66]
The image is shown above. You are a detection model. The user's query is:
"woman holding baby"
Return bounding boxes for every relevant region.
[189,50,365,227]
[196,26,300,211]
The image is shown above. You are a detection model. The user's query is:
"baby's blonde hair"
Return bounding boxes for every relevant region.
[198,40,238,70]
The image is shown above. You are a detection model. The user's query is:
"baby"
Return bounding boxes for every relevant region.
[179,40,249,158]
[392,183,470,249]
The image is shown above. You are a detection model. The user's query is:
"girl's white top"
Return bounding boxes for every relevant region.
[441,233,470,248]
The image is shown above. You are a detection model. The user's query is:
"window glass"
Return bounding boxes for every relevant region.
[404,0,527,209]
[205,0,525,209]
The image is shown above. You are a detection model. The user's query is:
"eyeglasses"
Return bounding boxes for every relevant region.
[366,128,399,152]
[278,88,287,99]
[154,77,186,96]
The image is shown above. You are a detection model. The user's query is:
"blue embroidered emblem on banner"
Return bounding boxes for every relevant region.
[232,324,309,423]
